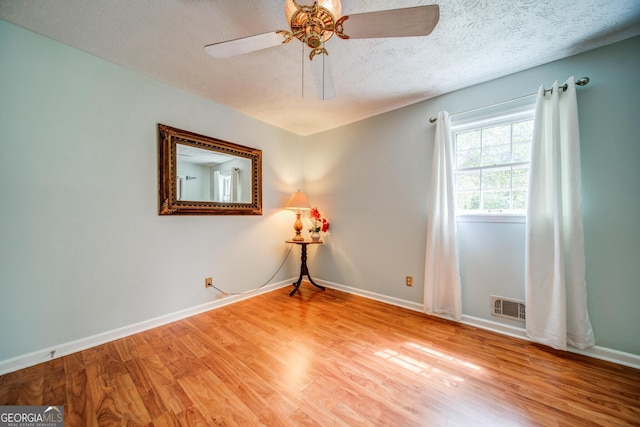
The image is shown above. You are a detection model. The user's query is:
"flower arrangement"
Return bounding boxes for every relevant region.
[307,207,330,233]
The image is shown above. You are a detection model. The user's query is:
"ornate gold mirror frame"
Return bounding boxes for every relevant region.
[158,124,262,215]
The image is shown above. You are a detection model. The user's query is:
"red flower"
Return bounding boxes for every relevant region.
[307,207,330,233]
[310,207,321,220]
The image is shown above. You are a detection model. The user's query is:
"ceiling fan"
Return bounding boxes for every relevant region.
[204,0,439,100]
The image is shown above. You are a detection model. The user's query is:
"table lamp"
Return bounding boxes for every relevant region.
[285,189,311,241]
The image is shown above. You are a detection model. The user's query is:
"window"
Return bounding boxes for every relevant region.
[453,109,534,218]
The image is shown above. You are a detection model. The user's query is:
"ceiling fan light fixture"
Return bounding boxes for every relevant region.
[284,0,342,48]
[285,0,341,22]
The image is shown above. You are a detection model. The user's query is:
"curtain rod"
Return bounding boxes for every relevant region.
[428,77,590,124]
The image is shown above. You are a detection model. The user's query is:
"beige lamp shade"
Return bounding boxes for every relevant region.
[286,190,311,241]
[285,190,312,211]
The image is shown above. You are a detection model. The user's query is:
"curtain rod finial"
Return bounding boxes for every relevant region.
[576,77,590,86]
[429,117,438,123]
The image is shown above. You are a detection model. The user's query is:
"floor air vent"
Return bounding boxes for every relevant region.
[490,296,525,322]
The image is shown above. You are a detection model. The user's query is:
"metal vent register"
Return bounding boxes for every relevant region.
[491,296,526,322]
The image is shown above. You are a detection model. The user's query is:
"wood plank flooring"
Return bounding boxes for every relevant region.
[1,284,639,426]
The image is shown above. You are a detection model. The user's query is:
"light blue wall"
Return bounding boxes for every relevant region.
[304,36,640,355]
[1,16,638,366]
[0,20,304,362]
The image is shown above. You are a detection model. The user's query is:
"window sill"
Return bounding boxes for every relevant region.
[456,214,526,223]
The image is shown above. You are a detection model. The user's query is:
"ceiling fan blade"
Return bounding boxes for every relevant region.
[340,5,439,39]
[310,53,336,100]
[204,31,284,58]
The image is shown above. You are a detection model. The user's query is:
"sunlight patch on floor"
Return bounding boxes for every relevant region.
[374,349,430,373]
[406,342,482,372]
[374,349,466,387]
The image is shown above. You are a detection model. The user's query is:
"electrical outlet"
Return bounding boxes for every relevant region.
[205,277,213,288]
[406,276,413,287]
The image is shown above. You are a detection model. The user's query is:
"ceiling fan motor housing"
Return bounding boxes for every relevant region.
[287,1,339,49]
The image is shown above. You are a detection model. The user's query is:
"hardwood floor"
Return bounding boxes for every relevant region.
[1,285,639,426]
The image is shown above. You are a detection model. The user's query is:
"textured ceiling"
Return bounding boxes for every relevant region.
[1,0,639,135]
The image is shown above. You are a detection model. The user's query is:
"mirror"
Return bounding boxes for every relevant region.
[158,124,262,215]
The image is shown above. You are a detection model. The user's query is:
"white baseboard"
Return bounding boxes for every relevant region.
[320,279,424,312]
[0,280,291,376]
[317,279,640,370]
[3,278,638,375]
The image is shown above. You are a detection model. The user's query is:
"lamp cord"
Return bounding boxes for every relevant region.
[211,244,294,296]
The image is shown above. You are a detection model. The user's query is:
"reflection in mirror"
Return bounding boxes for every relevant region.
[176,144,252,203]
[158,124,262,215]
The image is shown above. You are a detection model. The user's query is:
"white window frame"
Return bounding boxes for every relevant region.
[451,103,535,224]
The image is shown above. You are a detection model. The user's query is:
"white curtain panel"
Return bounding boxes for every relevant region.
[424,111,462,320]
[232,167,240,202]
[525,77,595,350]
[177,176,185,201]
[213,170,222,201]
